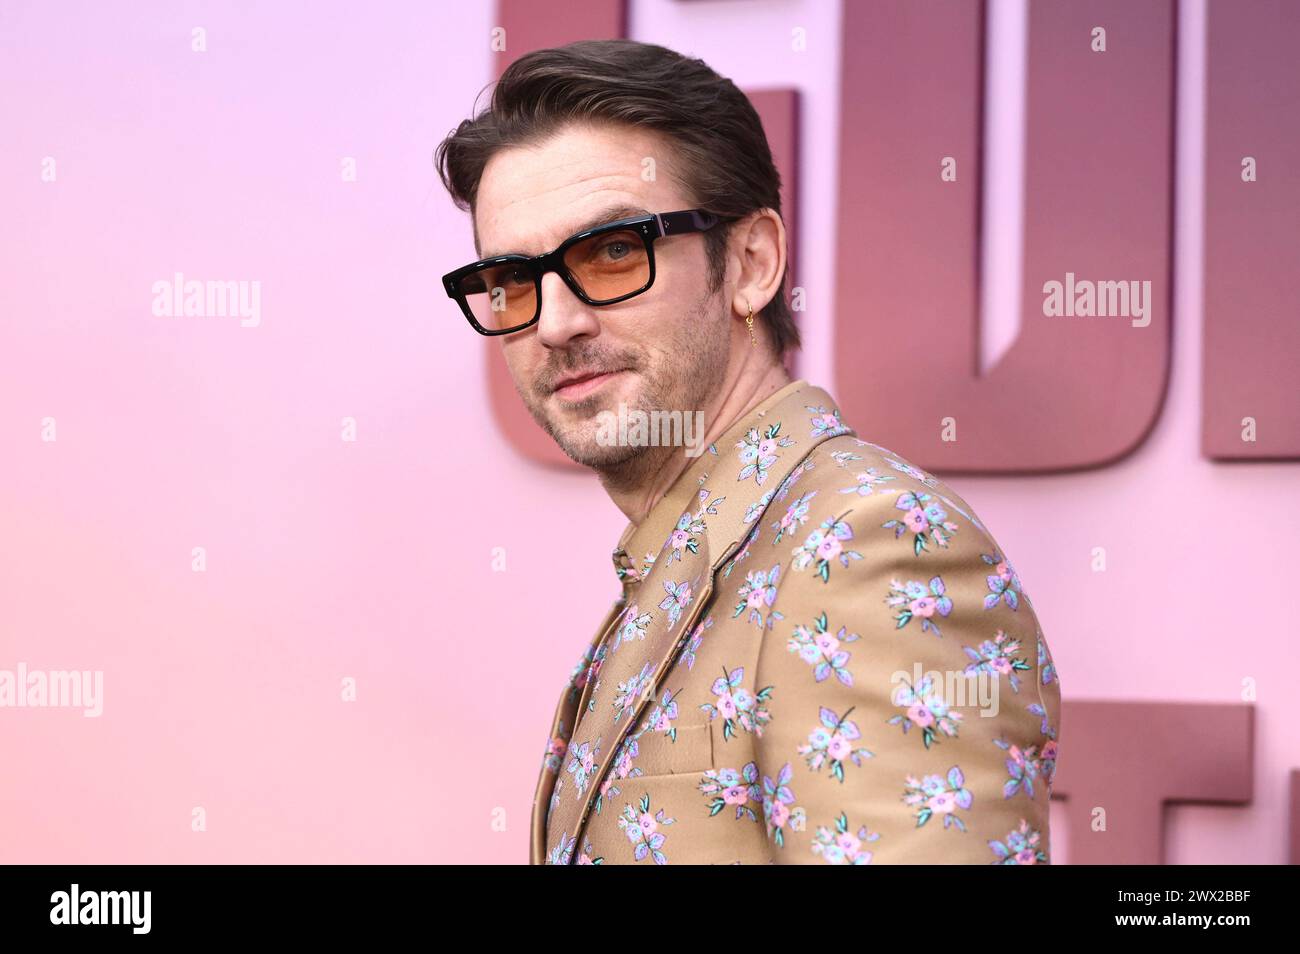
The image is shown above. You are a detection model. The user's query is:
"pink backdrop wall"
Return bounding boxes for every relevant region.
[1,0,1295,863]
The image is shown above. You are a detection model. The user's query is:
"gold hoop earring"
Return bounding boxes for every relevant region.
[745,303,757,346]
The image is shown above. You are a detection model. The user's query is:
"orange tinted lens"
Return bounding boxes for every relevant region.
[562,230,649,301]
[459,262,536,330]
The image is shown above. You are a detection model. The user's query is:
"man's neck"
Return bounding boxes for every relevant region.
[601,360,794,528]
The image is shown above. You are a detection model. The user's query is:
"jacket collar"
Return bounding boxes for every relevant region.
[607,378,835,587]
[534,378,855,863]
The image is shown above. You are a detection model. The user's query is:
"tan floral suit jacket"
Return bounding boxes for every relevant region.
[529,379,1061,864]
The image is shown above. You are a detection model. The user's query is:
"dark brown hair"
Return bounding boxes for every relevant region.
[434,38,800,357]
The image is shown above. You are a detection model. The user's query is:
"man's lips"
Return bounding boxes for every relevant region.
[550,368,628,400]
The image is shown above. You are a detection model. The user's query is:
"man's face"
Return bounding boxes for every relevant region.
[473,122,730,471]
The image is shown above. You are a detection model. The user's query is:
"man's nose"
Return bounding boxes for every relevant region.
[535,270,601,348]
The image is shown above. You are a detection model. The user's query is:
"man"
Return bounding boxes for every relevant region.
[436,39,1060,865]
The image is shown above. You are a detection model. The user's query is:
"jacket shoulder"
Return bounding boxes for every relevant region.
[792,434,989,534]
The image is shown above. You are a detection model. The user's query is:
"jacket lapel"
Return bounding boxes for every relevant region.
[541,503,714,864]
[528,592,628,865]
[540,381,855,863]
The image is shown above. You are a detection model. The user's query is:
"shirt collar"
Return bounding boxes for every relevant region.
[609,377,819,586]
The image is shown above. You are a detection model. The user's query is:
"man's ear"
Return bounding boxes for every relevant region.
[728,208,786,321]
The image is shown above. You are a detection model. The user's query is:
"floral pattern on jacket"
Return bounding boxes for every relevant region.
[529,381,1061,864]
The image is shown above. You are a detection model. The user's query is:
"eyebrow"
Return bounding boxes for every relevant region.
[477,204,652,260]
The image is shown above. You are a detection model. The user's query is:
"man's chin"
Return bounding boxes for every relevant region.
[551,432,647,471]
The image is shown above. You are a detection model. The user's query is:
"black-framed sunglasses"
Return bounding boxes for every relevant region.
[442,208,721,336]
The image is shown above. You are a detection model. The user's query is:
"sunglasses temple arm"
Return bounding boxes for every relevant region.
[656,209,719,236]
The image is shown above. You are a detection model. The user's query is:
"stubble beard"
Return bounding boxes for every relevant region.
[518,293,730,486]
